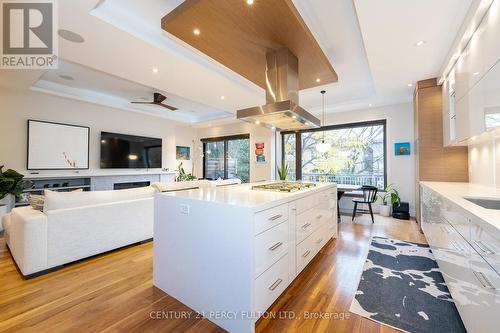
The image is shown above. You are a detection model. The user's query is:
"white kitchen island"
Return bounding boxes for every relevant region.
[153,182,337,333]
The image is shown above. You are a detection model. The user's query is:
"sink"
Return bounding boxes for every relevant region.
[464,197,500,210]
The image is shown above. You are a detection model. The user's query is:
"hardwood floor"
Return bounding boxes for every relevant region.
[0,214,426,333]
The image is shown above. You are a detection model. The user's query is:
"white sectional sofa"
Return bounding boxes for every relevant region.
[5,186,156,277]
[3,179,242,278]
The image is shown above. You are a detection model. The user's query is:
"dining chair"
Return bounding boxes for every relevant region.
[351,185,378,223]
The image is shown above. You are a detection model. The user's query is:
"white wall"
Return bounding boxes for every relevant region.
[322,103,415,215]
[468,135,500,187]
[0,88,196,176]
[195,122,275,183]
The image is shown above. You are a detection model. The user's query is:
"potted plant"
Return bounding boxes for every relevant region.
[377,183,400,217]
[175,162,197,182]
[0,166,24,213]
[277,163,289,181]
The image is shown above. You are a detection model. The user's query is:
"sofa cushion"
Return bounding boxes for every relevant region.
[28,194,45,212]
[43,186,155,212]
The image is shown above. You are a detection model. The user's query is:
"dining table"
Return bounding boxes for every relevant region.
[336,184,362,220]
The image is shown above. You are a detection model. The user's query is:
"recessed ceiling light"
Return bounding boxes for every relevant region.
[368,103,372,107]
[271,126,276,130]
[316,78,321,83]
[246,0,254,5]
[473,71,480,76]
[58,29,85,43]
[292,115,297,119]
[408,83,413,87]
[415,40,426,47]
[255,120,260,124]
[220,95,225,100]
[193,28,200,35]
[59,74,74,81]
[152,67,159,74]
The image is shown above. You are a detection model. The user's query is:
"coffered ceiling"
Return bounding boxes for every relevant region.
[0,0,478,125]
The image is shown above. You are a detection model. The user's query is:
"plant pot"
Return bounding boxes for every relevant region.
[0,194,15,213]
[379,204,391,217]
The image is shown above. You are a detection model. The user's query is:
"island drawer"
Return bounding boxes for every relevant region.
[254,204,289,235]
[254,254,290,315]
[254,220,289,277]
[296,208,327,244]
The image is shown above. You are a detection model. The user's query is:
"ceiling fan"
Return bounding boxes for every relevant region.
[131,93,178,111]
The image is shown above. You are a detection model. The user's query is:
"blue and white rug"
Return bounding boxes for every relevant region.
[349,237,466,333]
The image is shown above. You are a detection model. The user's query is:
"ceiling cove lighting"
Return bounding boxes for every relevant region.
[316,90,330,153]
[415,40,426,47]
[193,28,200,35]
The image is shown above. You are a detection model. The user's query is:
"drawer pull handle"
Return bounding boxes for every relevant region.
[474,240,495,255]
[451,241,465,252]
[316,215,323,220]
[302,250,311,258]
[473,271,497,290]
[268,278,283,291]
[316,238,323,244]
[302,223,311,229]
[268,242,283,251]
[268,214,283,221]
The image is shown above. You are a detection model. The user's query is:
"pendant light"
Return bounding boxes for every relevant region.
[316,90,330,153]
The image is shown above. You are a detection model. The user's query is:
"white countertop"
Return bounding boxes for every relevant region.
[421,181,500,234]
[159,182,337,212]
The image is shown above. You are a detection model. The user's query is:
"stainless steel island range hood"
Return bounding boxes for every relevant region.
[237,48,320,131]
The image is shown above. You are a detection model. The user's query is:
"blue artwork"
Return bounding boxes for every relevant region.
[395,142,410,156]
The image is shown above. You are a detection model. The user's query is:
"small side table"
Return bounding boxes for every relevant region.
[0,204,7,232]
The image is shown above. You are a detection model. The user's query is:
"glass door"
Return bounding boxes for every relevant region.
[203,135,250,183]
[204,141,225,180]
[227,138,250,183]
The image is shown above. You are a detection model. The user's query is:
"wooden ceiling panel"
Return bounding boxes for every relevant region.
[161,0,338,90]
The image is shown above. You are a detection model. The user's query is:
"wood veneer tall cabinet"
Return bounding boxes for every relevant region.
[414,78,469,226]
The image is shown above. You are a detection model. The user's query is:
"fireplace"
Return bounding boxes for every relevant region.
[114,181,151,190]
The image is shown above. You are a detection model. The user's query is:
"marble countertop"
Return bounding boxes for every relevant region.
[159,182,337,212]
[421,181,500,235]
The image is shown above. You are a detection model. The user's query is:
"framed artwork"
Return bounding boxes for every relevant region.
[27,120,90,170]
[255,142,266,163]
[395,142,410,156]
[176,146,191,160]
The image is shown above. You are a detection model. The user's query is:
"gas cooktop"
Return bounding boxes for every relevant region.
[251,182,316,193]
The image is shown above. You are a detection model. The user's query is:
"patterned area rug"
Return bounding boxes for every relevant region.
[349,237,466,333]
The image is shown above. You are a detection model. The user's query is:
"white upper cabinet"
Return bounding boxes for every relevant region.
[446,0,500,144]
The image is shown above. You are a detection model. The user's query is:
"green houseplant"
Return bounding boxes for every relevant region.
[377,183,400,217]
[175,162,197,182]
[277,163,289,181]
[0,166,24,212]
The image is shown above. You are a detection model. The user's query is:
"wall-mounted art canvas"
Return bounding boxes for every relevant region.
[255,142,266,163]
[176,146,191,160]
[394,142,411,156]
[27,120,90,170]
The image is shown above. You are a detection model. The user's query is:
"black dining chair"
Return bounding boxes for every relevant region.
[352,185,378,223]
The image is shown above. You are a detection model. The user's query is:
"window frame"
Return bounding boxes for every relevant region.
[281,119,387,189]
[201,134,250,181]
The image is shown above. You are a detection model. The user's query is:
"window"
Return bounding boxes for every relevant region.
[202,134,250,183]
[281,120,386,189]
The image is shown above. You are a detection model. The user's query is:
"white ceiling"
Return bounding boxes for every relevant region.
[0,0,478,126]
[33,60,231,123]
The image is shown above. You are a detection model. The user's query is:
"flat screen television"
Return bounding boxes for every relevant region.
[100,132,162,169]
